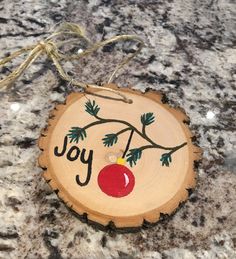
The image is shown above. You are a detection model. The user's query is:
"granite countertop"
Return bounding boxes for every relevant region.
[0,0,235,258]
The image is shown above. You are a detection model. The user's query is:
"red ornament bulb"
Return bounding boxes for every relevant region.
[98,160,135,198]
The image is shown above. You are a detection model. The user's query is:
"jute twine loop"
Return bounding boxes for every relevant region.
[0,23,144,103]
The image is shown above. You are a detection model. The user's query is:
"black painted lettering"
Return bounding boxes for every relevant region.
[76,149,93,186]
[54,136,94,187]
[66,146,80,161]
[54,136,68,156]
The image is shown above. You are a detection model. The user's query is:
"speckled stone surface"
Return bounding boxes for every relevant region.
[0,0,235,258]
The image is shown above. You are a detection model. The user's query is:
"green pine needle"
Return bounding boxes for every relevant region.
[102,133,118,147]
[85,100,100,116]
[67,127,87,143]
[160,153,172,167]
[126,148,142,167]
[141,112,155,126]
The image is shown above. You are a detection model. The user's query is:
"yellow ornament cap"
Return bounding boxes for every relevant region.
[116,157,126,165]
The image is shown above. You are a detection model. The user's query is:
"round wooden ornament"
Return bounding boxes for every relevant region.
[38,84,201,229]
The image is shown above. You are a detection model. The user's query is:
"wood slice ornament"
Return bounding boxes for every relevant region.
[38,84,201,229]
[0,22,201,230]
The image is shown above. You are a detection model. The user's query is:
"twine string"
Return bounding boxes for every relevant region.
[0,23,144,103]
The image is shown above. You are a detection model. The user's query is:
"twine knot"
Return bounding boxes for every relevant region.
[39,40,60,59]
[0,23,144,103]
